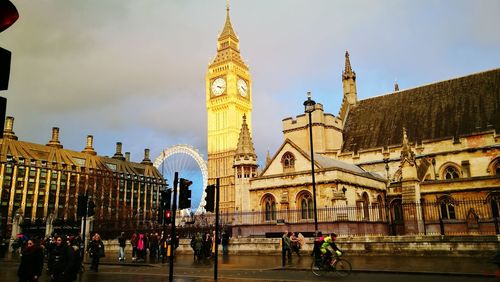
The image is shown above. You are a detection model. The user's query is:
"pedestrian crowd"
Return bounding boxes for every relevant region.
[281,230,305,263]
[12,231,104,282]
[128,230,179,263]
[190,229,230,262]
[11,228,232,280]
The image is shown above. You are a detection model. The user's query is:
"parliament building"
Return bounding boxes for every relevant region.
[207,6,500,236]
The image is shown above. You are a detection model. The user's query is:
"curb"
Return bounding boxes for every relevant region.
[275,266,496,278]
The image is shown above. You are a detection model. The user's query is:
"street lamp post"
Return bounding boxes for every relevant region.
[303,91,319,234]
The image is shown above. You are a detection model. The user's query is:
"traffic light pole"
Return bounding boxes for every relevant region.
[169,172,178,282]
[80,192,88,259]
[214,178,220,280]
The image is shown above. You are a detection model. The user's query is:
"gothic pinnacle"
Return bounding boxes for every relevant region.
[342,50,356,80]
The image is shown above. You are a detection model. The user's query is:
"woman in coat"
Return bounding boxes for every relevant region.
[17,239,44,282]
[88,233,105,272]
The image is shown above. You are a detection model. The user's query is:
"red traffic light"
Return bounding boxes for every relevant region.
[0,1,19,33]
[164,210,171,218]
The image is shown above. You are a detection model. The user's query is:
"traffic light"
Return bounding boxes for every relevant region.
[87,200,95,217]
[0,1,18,90]
[204,185,216,212]
[0,1,19,138]
[161,189,172,211]
[0,1,19,33]
[164,210,172,224]
[178,178,192,209]
[77,195,88,217]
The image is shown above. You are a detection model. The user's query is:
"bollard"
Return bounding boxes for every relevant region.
[439,217,445,235]
[495,217,499,235]
[281,237,286,267]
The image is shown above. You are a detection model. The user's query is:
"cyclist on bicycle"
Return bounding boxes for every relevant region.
[320,232,342,264]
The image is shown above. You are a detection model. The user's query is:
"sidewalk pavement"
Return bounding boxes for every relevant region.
[1,250,497,277]
[94,251,497,277]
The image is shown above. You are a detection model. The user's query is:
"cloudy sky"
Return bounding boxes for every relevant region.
[3,0,500,169]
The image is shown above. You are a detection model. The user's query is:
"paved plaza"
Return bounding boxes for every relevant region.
[0,251,497,281]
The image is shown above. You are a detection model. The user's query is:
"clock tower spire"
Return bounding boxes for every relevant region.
[206,3,253,215]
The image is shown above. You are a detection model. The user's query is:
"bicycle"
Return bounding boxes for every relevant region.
[311,253,352,277]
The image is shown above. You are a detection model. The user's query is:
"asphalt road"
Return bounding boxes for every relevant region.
[0,261,495,282]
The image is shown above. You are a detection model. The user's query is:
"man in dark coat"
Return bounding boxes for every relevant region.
[48,236,75,282]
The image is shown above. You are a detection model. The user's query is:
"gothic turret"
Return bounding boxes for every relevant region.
[400,127,416,167]
[339,51,358,122]
[234,115,257,168]
[233,114,257,214]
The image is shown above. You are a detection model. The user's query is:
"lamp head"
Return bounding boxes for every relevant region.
[303,91,316,113]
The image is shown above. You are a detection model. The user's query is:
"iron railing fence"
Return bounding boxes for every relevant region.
[13,197,499,239]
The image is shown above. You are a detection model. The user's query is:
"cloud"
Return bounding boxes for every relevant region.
[3,0,500,171]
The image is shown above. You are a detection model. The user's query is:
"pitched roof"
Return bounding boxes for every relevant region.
[342,68,500,152]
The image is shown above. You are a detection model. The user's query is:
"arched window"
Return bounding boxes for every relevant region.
[356,192,370,220]
[297,191,313,220]
[373,195,384,220]
[281,152,295,172]
[488,158,500,176]
[488,194,500,218]
[444,166,460,180]
[439,196,456,220]
[391,199,403,223]
[262,194,276,221]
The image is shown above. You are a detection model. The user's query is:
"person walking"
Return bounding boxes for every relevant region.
[290,232,301,257]
[68,238,82,282]
[88,233,105,272]
[137,233,145,262]
[149,232,159,262]
[282,231,292,262]
[48,236,75,282]
[130,232,138,261]
[190,233,203,262]
[221,230,230,255]
[159,233,168,263]
[118,232,126,262]
[17,239,44,282]
[202,232,212,259]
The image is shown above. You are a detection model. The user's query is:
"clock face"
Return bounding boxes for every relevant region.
[237,79,248,97]
[211,77,226,96]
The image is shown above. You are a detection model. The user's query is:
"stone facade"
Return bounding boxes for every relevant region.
[0,117,166,238]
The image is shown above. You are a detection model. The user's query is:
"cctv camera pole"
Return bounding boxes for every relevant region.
[214,178,220,280]
[169,172,178,282]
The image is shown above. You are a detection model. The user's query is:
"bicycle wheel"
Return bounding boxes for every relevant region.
[311,260,322,276]
[333,258,352,277]
[311,260,334,277]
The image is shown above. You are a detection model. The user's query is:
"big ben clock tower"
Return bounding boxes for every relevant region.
[206,3,252,214]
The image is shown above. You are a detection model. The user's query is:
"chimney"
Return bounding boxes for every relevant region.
[113,142,125,160]
[82,135,97,155]
[125,152,130,162]
[46,127,63,148]
[141,148,152,165]
[3,116,17,140]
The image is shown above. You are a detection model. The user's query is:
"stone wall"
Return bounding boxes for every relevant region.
[102,235,499,257]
